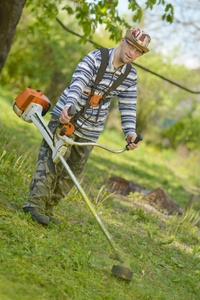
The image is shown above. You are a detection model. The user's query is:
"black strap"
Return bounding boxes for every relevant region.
[95,61,132,121]
[76,47,109,119]
[104,63,132,97]
[93,48,109,91]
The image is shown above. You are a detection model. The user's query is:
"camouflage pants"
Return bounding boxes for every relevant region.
[23,116,93,212]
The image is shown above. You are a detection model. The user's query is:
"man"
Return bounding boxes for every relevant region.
[23,28,151,225]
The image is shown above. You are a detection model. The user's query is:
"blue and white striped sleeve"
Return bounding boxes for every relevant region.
[60,52,97,107]
[117,80,137,139]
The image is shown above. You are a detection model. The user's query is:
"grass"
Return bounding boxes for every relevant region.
[0,85,200,299]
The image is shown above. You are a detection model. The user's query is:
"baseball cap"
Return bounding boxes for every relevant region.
[125,28,151,53]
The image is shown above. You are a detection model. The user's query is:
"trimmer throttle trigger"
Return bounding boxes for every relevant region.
[59,105,76,136]
[126,133,143,150]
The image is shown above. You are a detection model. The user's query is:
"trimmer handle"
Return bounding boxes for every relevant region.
[67,105,76,117]
[59,105,76,136]
[133,133,143,144]
[126,133,143,150]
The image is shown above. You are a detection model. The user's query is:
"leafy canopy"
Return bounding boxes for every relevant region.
[27,0,174,42]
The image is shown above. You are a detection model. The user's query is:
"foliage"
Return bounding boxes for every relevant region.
[0,10,94,103]
[143,0,200,65]
[134,51,200,146]
[1,85,200,299]
[25,0,174,43]
[162,116,200,150]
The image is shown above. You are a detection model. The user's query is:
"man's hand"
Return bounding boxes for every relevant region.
[126,133,140,151]
[59,106,71,124]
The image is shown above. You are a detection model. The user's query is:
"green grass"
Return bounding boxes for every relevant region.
[0,85,200,299]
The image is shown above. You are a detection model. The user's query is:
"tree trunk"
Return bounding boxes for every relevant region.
[0,0,26,74]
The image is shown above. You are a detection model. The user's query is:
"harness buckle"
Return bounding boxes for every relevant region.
[88,91,103,108]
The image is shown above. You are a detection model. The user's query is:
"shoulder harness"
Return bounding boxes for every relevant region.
[71,47,132,124]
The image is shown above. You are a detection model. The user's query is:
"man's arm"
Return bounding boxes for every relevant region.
[117,82,138,151]
[59,52,98,123]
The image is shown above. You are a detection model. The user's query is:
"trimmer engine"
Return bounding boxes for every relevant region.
[13,87,51,118]
[13,88,66,162]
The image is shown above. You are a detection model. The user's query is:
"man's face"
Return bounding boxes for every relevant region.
[119,37,144,64]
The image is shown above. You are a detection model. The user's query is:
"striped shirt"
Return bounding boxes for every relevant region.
[51,47,137,142]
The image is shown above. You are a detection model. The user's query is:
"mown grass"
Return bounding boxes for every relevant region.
[0,86,200,300]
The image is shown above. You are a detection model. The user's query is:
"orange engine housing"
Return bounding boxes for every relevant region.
[14,88,51,116]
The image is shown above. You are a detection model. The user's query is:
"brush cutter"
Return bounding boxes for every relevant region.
[13,88,143,281]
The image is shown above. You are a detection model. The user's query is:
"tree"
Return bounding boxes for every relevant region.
[1,12,93,102]
[0,0,174,75]
[63,0,174,41]
[0,0,26,73]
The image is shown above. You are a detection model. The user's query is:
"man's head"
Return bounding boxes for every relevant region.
[125,28,151,54]
[114,27,151,67]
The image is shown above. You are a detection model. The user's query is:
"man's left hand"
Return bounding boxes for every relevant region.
[126,133,140,151]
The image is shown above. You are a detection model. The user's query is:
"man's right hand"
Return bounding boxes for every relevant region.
[59,106,71,124]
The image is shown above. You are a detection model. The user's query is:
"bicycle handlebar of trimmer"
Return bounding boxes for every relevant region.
[132,133,143,144]
[59,105,143,149]
[126,133,143,150]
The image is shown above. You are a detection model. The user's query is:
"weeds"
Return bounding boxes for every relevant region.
[95,185,116,206]
[163,209,200,239]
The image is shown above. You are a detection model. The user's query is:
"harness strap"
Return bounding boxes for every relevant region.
[93,48,109,90]
[104,63,132,97]
[95,62,132,121]
[82,47,109,116]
